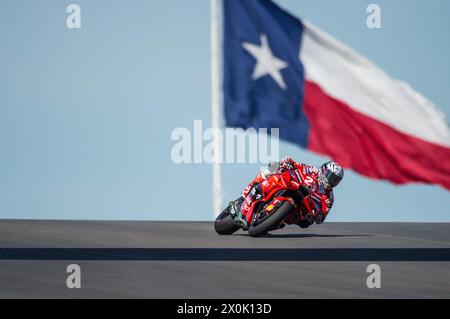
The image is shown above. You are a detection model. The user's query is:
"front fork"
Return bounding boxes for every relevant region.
[228,197,248,230]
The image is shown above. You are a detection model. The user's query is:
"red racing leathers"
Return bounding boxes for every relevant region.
[241,157,334,227]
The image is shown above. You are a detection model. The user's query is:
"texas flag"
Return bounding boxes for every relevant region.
[223,0,450,190]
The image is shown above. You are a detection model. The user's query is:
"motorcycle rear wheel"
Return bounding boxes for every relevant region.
[214,207,240,235]
[248,201,293,237]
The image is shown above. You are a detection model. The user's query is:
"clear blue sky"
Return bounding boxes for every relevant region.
[0,0,449,221]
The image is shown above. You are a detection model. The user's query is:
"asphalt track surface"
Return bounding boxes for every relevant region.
[0,220,449,298]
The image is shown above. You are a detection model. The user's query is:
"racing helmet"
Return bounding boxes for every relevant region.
[319,161,344,189]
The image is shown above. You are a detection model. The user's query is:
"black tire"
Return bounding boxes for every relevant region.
[214,208,240,235]
[248,201,293,237]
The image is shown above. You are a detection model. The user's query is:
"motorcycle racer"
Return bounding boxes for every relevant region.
[230,157,344,230]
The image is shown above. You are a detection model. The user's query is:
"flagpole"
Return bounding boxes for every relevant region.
[211,0,223,218]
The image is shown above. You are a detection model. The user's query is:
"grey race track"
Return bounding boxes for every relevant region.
[0,220,449,298]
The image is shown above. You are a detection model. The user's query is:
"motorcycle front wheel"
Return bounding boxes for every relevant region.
[248,201,293,237]
[214,207,240,235]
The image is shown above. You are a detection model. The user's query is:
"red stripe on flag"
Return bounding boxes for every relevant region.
[303,80,450,190]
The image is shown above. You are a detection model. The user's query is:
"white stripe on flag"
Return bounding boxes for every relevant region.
[300,20,450,147]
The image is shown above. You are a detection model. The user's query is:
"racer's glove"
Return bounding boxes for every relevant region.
[279,157,296,171]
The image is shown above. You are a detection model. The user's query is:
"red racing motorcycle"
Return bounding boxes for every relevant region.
[214,166,317,237]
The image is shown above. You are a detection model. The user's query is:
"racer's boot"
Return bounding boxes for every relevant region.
[229,197,248,230]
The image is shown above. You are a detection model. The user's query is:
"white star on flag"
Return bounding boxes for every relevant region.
[242,34,288,90]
